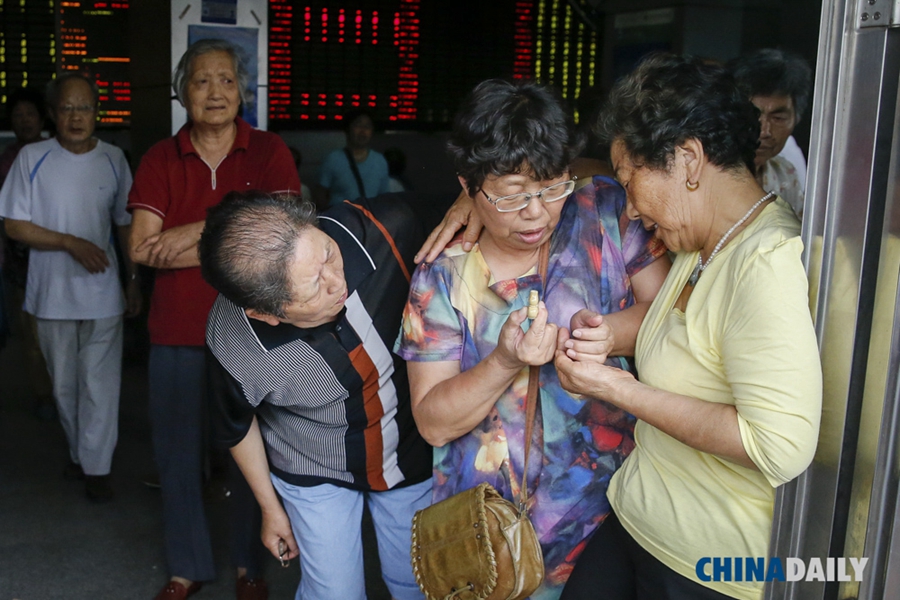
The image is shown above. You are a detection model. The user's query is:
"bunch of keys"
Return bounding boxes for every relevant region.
[527,290,540,319]
[278,539,290,568]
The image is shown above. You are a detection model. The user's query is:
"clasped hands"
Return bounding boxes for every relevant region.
[494,305,613,367]
[494,305,635,401]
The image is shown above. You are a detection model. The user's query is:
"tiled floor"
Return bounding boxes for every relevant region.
[0,320,390,600]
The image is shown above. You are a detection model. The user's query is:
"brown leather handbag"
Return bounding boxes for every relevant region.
[410,244,549,600]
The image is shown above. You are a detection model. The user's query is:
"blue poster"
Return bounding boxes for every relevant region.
[188,25,259,128]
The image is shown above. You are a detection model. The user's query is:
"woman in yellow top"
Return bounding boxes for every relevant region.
[556,54,822,600]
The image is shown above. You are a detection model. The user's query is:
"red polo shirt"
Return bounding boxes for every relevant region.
[128,117,301,346]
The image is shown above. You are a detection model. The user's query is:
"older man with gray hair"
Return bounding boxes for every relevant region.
[201,191,432,600]
[0,72,140,502]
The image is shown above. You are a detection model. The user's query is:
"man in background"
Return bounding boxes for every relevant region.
[730,48,813,218]
[201,191,431,600]
[0,73,140,501]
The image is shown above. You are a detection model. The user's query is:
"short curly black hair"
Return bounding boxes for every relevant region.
[595,53,760,174]
[448,79,583,195]
[728,48,812,122]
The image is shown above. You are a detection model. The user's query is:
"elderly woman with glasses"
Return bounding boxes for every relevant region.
[395,79,670,599]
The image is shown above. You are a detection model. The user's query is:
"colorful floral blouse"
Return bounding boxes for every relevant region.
[395,176,667,599]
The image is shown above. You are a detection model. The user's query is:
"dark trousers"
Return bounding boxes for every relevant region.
[561,512,737,600]
[149,345,264,582]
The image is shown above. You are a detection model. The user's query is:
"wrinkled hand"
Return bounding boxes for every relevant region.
[261,506,299,564]
[135,223,200,268]
[414,190,482,264]
[65,236,109,273]
[555,348,635,401]
[124,279,142,318]
[560,309,614,364]
[495,302,558,370]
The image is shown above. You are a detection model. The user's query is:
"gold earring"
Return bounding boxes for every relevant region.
[686,180,699,191]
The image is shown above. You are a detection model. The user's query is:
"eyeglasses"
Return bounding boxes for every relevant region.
[57,105,96,115]
[479,178,577,213]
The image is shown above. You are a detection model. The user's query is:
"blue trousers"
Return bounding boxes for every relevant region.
[149,345,264,582]
[271,476,431,600]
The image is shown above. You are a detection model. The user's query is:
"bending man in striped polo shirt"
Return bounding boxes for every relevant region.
[200,191,432,600]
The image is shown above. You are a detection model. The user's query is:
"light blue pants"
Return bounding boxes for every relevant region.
[271,475,432,600]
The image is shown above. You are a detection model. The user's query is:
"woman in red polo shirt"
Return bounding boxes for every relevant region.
[127,38,300,600]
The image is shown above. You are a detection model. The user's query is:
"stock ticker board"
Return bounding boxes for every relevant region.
[0,0,130,127]
[268,0,596,130]
[2,1,597,131]
[57,1,131,125]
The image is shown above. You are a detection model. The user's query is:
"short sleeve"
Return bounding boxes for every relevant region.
[127,143,171,219]
[621,217,667,279]
[722,238,822,486]
[0,150,33,221]
[206,348,257,449]
[394,260,464,362]
[111,150,133,226]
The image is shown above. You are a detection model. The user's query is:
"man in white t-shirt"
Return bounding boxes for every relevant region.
[0,73,140,502]
[729,49,812,218]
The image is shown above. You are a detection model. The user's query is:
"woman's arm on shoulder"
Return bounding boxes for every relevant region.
[414,190,481,264]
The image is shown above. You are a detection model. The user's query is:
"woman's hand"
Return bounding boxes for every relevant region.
[495,302,558,369]
[414,190,482,264]
[560,309,615,363]
[260,505,299,564]
[555,346,636,401]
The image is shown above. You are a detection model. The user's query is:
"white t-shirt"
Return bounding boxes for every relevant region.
[0,137,133,319]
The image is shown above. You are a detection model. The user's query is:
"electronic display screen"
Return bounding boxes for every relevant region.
[57,1,131,126]
[268,0,540,129]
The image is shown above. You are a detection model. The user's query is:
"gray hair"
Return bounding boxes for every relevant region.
[199,191,320,318]
[172,38,250,108]
[46,73,99,110]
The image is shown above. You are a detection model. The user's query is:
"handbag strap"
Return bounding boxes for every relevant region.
[517,240,550,513]
[344,147,368,200]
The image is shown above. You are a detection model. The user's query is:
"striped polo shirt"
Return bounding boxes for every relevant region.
[206,199,432,491]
